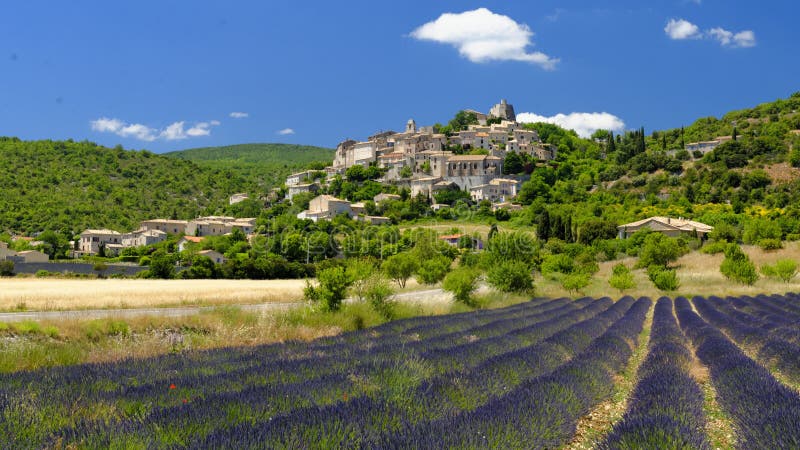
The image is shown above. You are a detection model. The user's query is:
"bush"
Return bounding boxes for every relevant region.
[757,238,783,251]
[35,270,51,278]
[540,253,575,277]
[0,260,14,276]
[415,256,452,285]
[443,268,481,306]
[304,266,353,312]
[382,252,419,288]
[700,241,727,254]
[720,244,759,285]
[561,272,591,294]
[637,233,681,268]
[487,260,534,293]
[608,263,635,293]
[647,266,680,291]
[762,259,798,283]
[364,274,396,319]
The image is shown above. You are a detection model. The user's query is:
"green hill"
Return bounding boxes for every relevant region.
[164,142,333,167]
[0,138,261,235]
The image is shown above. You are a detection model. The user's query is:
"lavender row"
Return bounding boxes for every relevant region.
[676,297,800,449]
[598,297,710,449]
[188,298,647,448]
[39,299,611,448]
[391,297,653,449]
[694,296,800,383]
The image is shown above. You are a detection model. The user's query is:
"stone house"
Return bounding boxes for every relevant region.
[78,229,122,255]
[198,250,226,264]
[617,217,714,239]
[297,195,353,222]
[121,229,167,248]
[139,219,188,235]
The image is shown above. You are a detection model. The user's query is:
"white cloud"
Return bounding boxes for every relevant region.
[410,8,558,70]
[516,111,626,138]
[665,18,756,48]
[91,117,158,141]
[277,128,295,136]
[707,28,755,48]
[229,112,249,119]
[665,18,702,40]
[91,117,219,141]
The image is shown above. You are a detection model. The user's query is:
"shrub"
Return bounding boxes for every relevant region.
[647,266,680,291]
[720,244,759,285]
[487,260,534,293]
[561,272,591,294]
[0,260,14,276]
[637,233,681,268]
[364,274,396,319]
[382,252,419,288]
[757,238,783,251]
[708,223,741,243]
[743,219,782,245]
[35,270,51,277]
[443,268,481,306]
[700,241,727,254]
[305,266,353,312]
[415,256,452,285]
[762,259,798,283]
[540,253,575,277]
[608,263,635,292]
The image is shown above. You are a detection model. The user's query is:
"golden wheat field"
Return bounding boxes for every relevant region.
[0,278,307,311]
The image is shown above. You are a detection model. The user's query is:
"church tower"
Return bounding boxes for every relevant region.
[406,119,417,134]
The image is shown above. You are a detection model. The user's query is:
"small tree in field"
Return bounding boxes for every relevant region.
[305,266,352,312]
[365,274,396,319]
[416,255,452,285]
[382,252,419,288]
[761,259,798,283]
[561,272,591,295]
[720,244,758,285]
[608,263,635,293]
[443,268,480,306]
[0,260,14,277]
[487,260,533,293]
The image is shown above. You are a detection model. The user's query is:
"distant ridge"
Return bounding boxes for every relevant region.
[164,143,333,166]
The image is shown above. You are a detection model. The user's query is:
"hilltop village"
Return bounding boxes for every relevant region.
[290,99,555,222]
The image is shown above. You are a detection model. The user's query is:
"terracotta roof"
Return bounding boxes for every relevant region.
[181,236,204,243]
[617,216,713,232]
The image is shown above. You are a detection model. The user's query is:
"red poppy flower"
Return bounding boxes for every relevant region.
[169,384,176,390]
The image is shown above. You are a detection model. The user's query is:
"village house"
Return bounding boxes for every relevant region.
[9,250,49,264]
[286,182,320,201]
[686,136,733,155]
[297,195,353,222]
[0,242,17,260]
[373,193,401,203]
[469,178,519,203]
[121,229,167,248]
[178,236,204,252]
[286,170,316,186]
[229,193,249,205]
[617,217,714,239]
[198,249,226,264]
[78,229,122,255]
[139,219,188,235]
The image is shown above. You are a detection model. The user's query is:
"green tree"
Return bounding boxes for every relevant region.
[382,252,419,288]
[761,259,798,283]
[487,260,533,293]
[415,255,452,285]
[399,166,413,178]
[146,250,175,279]
[443,268,480,306]
[503,151,524,175]
[304,266,352,312]
[720,244,759,285]
[364,274,396,319]
[0,260,14,276]
[561,272,591,294]
[608,263,635,293]
[347,258,376,302]
[637,233,681,268]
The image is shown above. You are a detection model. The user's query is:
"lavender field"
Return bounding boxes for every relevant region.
[2,294,800,449]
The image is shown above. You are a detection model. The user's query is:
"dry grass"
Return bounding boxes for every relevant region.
[0,279,306,311]
[537,242,800,300]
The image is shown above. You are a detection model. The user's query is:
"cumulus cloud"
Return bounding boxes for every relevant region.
[665,18,756,48]
[277,128,295,136]
[90,117,219,141]
[516,111,626,138]
[708,27,756,48]
[229,112,249,119]
[410,8,558,70]
[665,18,702,40]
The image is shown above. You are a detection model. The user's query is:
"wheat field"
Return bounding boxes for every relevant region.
[0,278,306,311]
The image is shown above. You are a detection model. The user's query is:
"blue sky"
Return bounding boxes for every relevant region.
[1,0,797,152]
